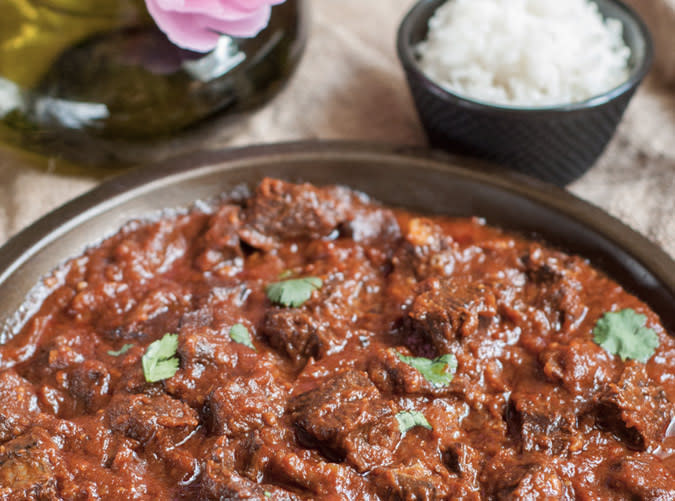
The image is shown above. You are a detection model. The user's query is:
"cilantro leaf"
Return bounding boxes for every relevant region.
[264,492,272,498]
[593,308,659,363]
[266,277,323,308]
[396,411,432,434]
[396,352,457,387]
[142,333,180,383]
[229,323,256,351]
[107,343,134,357]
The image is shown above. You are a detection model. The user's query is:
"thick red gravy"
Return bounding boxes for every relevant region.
[0,178,673,499]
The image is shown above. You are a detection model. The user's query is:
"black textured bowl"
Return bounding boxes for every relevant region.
[397,0,654,186]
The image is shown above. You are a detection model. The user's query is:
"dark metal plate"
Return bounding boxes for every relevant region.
[1,141,673,336]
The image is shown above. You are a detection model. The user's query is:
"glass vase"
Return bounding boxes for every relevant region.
[0,0,307,167]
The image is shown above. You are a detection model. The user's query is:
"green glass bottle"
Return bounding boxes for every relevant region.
[0,0,307,167]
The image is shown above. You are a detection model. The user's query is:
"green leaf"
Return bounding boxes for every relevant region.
[266,277,323,308]
[396,352,457,387]
[142,333,180,383]
[396,410,432,434]
[107,343,134,357]
[593,308,659,363]
[264,492,272,498]
[229,323,256,351]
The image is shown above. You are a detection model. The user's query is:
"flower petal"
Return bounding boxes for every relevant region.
[156,0,259,18]
[146,0,220,51]
[146,0,279,52]
[146,0,274,52]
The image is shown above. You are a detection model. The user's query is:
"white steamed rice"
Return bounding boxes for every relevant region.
[416,0,631,107]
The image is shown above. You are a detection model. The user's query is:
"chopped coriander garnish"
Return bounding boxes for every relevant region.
[107,343,134,357]
[229,323,256,351]
[266,277,323,308]
[264,492,272,498]
[396,352,457,387]
[396,411,432,434]
[278,269,294,279]
[142,333,180,383]
[593,308,659,363]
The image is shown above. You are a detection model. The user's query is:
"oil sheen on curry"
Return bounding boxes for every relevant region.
[0,179,673,500]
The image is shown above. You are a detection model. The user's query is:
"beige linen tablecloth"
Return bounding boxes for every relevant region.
[0,0,673,257]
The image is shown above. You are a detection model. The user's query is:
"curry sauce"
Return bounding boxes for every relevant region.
[0,178,673,499]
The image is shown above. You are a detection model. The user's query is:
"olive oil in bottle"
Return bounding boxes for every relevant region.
[0,0,307,167]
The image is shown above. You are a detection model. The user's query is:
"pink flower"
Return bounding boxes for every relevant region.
[145,0,286,53]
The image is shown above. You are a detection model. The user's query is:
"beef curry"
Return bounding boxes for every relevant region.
[0,178,673,499]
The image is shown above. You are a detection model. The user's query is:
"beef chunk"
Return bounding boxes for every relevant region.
[367,347,446,396]
[0,429,58,500]
[262,309,338,365]
[289,370,387,445]
[0,371,39,444]
[265,450,372,498]
[509,465,574,500]
[606,455,675,500]
[61,360,112,413]
[45,334,87,370]
[540,340,619,397]
[111,216,198,280]
[175,291,247,369]
[201,205,242,251]
[443,442,481,490]
[166,290,263,406]
[174,325,226,371]
[506,384,577,454]
[239,178,353,249]
[521,245,573,283]
[200,434,263,499]
[409,278,497,353]
[594,362,674,451]
[201,460,277,501]
[204,428,307,496]
[121,283,191,331]
[194,205,243,272]
[214,420,373,495]
[201,460,302,501]
[481,451,574,500]
[231,430,270,479]
[520,246,588,334]
[390,218,457,284]
[371,463,438,501]
[201,432,291,499]
[188,284,251,331]
[288,371,397,469]
[341,415,401,472]
[260,242,384,366]
[207,374,288,437]
[404,218,450,254]
[342,208,400,244]
[107,394,198,445]
[70,215,203,330]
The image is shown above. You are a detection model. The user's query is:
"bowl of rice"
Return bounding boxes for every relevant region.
[397,0,653,185]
